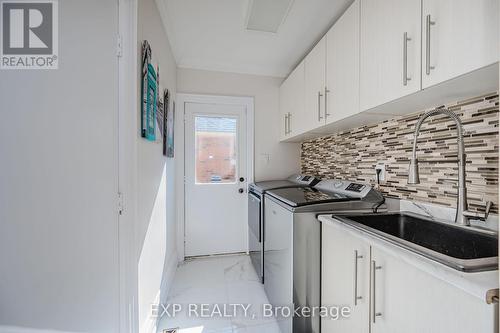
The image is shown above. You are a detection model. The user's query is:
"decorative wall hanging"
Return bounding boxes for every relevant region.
[141,40,157,141]
[166,100,175,158]
[162,89,170,156]
[156,92,164,144]
[155,65,163,143]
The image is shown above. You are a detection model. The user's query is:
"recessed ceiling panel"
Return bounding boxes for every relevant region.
[160,0,354,77]
[246,0,294,33]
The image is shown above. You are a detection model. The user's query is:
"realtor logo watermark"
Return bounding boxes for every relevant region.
[1,0,58,69]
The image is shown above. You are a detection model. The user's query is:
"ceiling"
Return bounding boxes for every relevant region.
[157,0,354,78]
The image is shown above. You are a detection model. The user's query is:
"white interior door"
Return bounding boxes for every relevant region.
[185,102,248,256]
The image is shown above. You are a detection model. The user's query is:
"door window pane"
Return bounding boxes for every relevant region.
[195,116,237,184]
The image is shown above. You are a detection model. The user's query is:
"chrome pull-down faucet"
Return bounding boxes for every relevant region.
[407,108,492,226]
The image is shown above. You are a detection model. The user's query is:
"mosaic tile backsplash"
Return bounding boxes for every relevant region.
[301,93,499,214]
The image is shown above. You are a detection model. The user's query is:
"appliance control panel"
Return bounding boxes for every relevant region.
[289,174,321,186]
[345,183,366,193]
[315,180,374,199]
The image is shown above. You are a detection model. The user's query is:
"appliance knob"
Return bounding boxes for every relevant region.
[334,181,344,188]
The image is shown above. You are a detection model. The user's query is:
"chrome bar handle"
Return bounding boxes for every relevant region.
[317,91,324,121]
[284,113,289,135]
[403,32,411,86]
[324,87,331,118]
[354,250,363,306]
[287,112,292,135]
[425,14,436,75]
[372,260,382,323]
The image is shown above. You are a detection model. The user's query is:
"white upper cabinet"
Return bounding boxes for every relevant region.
[304,36,327,132]
[279,0,498,142]
[279,60,305,140]
[279,76,291,141]
[325,0,360,124]
[288,61,305,137]
[360,0,422,111]
[422,0,499,89]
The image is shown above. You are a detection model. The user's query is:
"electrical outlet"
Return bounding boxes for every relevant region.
[375,163,386,182]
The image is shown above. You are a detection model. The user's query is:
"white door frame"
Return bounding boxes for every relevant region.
[176,94,255,261]
[118,0,139,332]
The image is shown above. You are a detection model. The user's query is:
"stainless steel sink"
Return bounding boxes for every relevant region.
[334,212,498,272]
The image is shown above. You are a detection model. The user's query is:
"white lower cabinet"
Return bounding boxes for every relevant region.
[322,223,370,333]
[322,222,497,333]
[370,245,424,333]
[370,245,497,333]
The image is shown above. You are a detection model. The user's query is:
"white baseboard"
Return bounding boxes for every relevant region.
[0,326,78,333]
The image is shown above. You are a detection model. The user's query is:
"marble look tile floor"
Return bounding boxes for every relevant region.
[157,254,281,333]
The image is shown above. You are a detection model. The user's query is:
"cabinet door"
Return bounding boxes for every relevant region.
[370,246,496,333]
[360,0,421,111]
[370,246,420,333]
[279,77,291,141]
[322,223,369,333]
[279,60,305,140]
[304,36,327,131]
[422,0,499,88]
[287,60,305,136]
[326,0,360,124]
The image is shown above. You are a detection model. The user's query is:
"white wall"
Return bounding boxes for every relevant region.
[177,68,301,181]
[0,1,120,332]
[137,0,178,332]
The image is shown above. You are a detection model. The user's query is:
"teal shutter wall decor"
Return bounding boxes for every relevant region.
[141,40,157,141]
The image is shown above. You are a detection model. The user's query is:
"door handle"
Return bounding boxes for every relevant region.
[372,260,383,323]
[354,250,363,306]
[324,87,331,118]
[425,14,436,75]
[403,32,412,86]
[317,91,324,121]
[238,188,244,194]
[287,112,292,134]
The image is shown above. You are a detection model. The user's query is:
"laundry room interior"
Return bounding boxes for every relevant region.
[0,0,499,333]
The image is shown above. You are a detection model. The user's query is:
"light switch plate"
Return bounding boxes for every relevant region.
[261,153,270,164]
